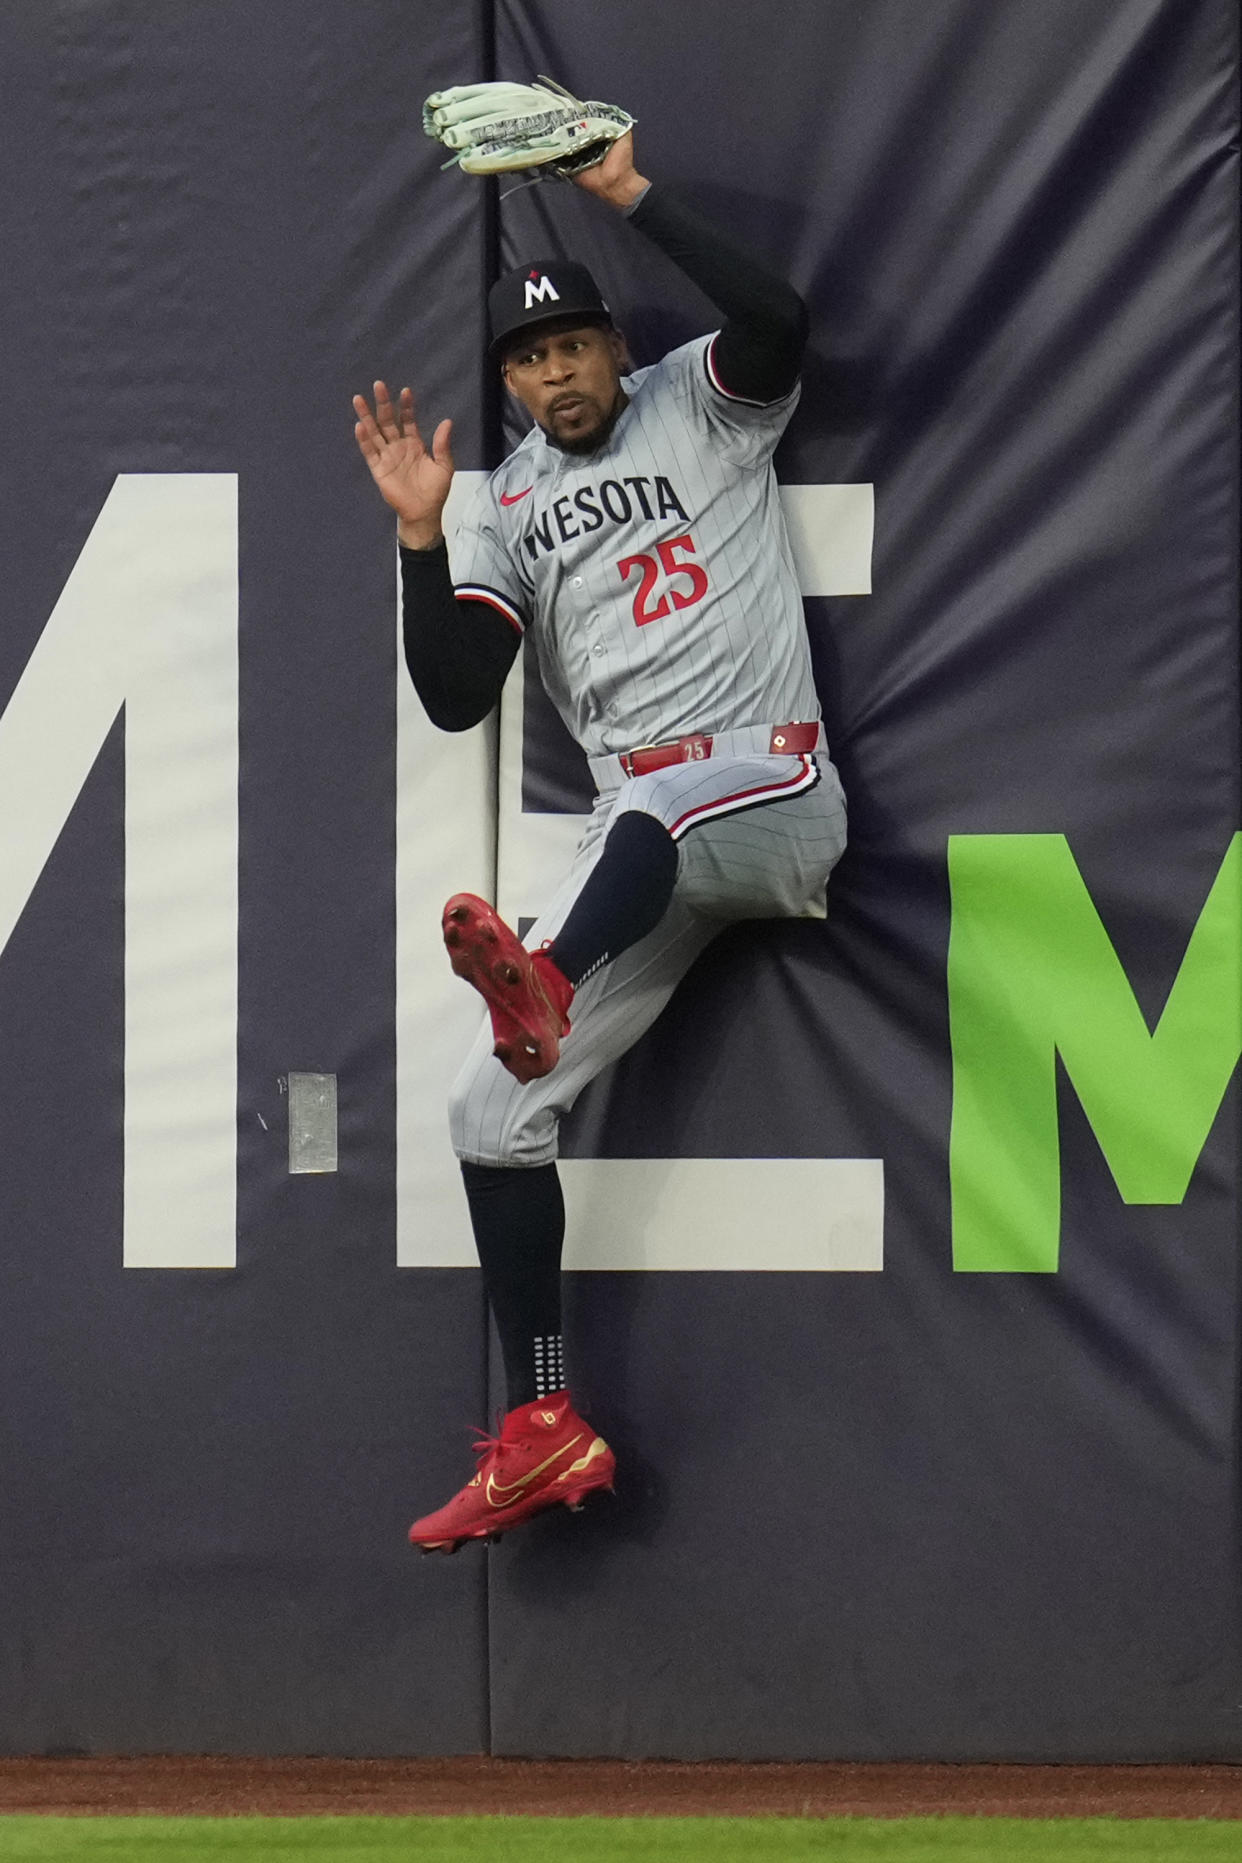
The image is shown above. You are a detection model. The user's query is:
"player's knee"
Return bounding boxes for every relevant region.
[447,1063,500,1164]
[609,806,677,863]
[447,1058,556,1168]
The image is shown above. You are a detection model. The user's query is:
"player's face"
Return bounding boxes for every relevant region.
[502,323,628,455]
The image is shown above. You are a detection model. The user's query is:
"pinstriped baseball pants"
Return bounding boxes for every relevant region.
[448,752,847,1168]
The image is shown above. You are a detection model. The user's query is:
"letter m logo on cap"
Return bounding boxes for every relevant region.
[523,273,561,309]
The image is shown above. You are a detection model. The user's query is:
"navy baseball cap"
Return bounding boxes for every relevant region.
[487,258,612,361]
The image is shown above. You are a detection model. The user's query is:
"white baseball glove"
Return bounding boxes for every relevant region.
[423,76,634,179]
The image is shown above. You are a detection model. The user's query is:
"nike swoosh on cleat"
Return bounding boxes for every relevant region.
[500,486,533,505]
[485,1433,584,1508]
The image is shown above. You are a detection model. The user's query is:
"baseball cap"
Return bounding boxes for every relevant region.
[487,258,612,361]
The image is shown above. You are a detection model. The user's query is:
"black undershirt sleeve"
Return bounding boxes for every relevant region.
[627,185,808,403]
[400,539,520,732]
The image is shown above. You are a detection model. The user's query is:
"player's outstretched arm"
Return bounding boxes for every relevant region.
[352,380,454,548]
[353,379,515,729]
[570,130,649,212]
[574,130,806,403]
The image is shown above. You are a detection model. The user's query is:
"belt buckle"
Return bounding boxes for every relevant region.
[620,741,660,778]
[620,733,712,777]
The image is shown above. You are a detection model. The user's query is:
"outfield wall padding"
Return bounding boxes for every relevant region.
[0,0,1237,1759]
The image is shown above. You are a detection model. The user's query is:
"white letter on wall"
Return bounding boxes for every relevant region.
[395,471,497,1267]
[397,476,884,1272]
[0,475,238,1267]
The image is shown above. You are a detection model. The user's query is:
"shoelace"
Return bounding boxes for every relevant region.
[470,1413,523,1467]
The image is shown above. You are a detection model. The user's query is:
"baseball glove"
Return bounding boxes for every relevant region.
[423,76,634,179]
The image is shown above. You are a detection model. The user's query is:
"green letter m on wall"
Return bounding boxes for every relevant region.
[948,835,1241,1272]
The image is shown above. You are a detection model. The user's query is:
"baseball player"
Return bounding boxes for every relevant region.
[354,130,847,1553]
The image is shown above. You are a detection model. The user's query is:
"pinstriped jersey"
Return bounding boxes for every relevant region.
[448,332,819,759]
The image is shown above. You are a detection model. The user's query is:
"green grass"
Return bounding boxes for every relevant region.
[0,1819,1240,1862]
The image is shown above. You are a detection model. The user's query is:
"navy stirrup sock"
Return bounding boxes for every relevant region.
[547,810,678,986]
[461,1159,565,1410]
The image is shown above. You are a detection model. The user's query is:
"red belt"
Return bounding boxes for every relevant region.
[618,721,820,779]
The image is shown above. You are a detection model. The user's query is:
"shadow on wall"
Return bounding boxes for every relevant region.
[499,1272,673,1599]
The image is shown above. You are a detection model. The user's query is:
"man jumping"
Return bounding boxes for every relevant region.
[354,130,846,1552]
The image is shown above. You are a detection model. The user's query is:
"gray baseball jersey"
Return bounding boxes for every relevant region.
[448,332,820,757]
[443,325,846,1168]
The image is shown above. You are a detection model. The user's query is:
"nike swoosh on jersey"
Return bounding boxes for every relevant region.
[500,486,533,505]
[484,1433,584,1508]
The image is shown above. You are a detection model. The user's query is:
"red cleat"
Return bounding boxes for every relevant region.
[408,1393,616,1553]
[441,893,573,1083]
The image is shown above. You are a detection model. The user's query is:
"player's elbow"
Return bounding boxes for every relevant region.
[402,635,507,731]
[432,702,498,734]
[416,685,498,733]
[774,286,809,361]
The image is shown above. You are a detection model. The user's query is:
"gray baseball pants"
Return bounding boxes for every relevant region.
[448,750,847,1168]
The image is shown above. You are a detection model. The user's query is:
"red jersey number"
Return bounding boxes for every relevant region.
[617,533,709,627]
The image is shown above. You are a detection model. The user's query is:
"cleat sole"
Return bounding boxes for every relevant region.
[558,1475,616,1513]
[439,893,568,1085]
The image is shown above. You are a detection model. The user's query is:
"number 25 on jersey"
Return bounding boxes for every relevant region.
[617,532,709,627]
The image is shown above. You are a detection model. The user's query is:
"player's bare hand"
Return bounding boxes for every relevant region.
[352,381,454,543]
[571,131,649,211]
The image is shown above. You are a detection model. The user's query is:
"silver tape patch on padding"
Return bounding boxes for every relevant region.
[287,1072,338,1174]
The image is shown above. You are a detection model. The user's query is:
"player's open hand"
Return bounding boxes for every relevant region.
[353,381,454,544]
[570,130,648,211]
